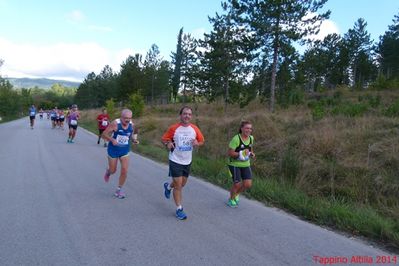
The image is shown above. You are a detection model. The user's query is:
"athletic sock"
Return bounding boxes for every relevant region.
[177,205,182,210]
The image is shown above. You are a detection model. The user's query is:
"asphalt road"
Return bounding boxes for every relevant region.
[0,117,394,266]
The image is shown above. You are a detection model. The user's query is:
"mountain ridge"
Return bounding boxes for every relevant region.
[5,77,81,89]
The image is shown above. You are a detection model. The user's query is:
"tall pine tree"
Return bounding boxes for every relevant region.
[199,1,252,108]
[344,18,376,89]
[377,13,399,80]
[171,28,183,103]
[228,0,330,111]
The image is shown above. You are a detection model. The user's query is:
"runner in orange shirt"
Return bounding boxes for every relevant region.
[161,106,204,220]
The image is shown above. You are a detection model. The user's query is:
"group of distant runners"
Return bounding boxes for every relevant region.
[28,104,81,143]
[28,104,255,220]
[49,107,66,130]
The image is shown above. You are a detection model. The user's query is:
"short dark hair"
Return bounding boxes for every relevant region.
[179,106,192,115]
[239,120,252,134]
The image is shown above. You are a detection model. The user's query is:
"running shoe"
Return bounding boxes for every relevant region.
[67,138,71,143]
[227,198,238,208]
[163,182,171,199]
[97,140,100,144]
[176,208,187,220]
[234,194,240,205]
[114,189,125,199]
[70,139,74,143]
[103,169,110,182]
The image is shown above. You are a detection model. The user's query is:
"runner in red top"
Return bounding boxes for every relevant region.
[97,108,110,147]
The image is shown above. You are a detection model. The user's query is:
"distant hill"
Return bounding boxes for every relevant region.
[5,77,81,89]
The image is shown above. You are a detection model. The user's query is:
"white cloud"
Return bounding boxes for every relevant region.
[309,19,340,41]
[0,38,137,82]
[301,12,340,41]
[65,10,85,24]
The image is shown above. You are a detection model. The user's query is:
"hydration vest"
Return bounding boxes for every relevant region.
[234,134,253,152]
[230,134,253,162]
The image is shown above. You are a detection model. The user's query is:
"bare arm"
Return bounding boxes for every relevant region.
[228,148,239,159]
[131,123,139,144]
[101,121,118,146]
[228,148,255,160]
[192,139,204,147]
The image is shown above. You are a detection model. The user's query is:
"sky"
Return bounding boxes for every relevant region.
[0,0,398,82]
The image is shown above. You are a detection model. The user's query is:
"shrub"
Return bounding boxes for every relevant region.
[176,94,193,103]
[325,97,340,106]
[288,88,305,105]
[367,95,381,108]
[128,93,145,117]
[332,102,368,117]
[280,88,305,108]
[311,103,326,120]
[105,98,117,119]
[141,117,157,132]
[369,75,399,90]
[358,94,381,108]
[384,99,399,117]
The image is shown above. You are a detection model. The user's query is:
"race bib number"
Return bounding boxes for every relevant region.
[60,115,65,119]
[101,120,108,127]
[30,111,35,116]
[177,135,193,151]
[70,119,78,125]
[116,135,129,145]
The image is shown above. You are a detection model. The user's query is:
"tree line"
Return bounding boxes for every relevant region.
[74,44,171,109]
[75,1,399,112]
[2,1,399,115]
[0,72,76,118]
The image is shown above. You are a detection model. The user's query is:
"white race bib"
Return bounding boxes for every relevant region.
[30,111,35,116]
[101,120,108,127]
[116,135,129,145]
[70,119,78,125]
[177,135,193,151]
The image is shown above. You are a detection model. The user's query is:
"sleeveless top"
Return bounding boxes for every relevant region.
[109,119,134,154]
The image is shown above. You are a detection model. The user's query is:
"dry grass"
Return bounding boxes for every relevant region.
[77,94,399,248]
[80,91,399,221]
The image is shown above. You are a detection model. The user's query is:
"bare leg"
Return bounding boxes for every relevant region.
[107,157,118,175]
[71,129,77,140]
[172,176,188,207]
[230,182,242,200]
[230,179,252,199]
[118,156,130,187]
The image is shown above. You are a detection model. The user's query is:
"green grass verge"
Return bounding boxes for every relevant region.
[78,120,98,134]
[80,121,399,251]
[0,114,24,124]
